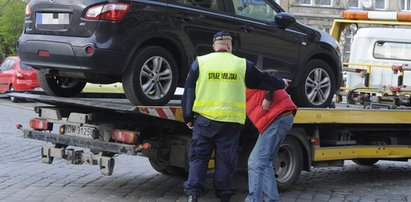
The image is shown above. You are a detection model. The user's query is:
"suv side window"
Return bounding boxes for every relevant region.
[171,0,220,11]
[232,0,278,22]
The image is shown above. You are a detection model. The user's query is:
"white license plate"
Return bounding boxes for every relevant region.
[36,13,70,25]
[64,125,95,139]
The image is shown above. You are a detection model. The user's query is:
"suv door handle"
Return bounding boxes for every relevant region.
[239,25,254,33]
[174,14,193,22]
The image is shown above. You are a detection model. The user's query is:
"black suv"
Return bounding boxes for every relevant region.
[18,0,342,107]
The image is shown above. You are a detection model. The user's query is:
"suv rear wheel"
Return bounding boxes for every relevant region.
[291,59,335,108]
[122,46,178,105]
[37,71,86,97]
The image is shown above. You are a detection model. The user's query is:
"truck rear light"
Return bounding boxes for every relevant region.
[85,3,131,22]
[30,118,52,131]
[111,129,139,144]
[25,3,31,17]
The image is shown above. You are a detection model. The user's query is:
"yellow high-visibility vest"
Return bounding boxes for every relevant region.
[193,52,247,124]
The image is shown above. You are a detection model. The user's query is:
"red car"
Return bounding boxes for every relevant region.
[0,56,41,101]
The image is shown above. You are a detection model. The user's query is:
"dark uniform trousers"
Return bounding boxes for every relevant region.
[183,115,243,198]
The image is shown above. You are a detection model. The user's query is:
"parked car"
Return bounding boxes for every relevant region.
[18,0,342,107]
[0,56,41,102]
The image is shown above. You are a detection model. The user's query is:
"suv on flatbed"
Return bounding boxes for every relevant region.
[18,0,342,107]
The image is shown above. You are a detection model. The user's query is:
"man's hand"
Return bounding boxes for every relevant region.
[283,79,292,89]
[186,122,193,129]
[261,99,272,111]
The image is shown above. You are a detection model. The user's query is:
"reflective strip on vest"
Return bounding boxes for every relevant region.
[193,52,247,124]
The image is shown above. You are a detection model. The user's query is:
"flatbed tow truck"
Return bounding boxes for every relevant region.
[9,91,411,192]
[11,9,411,193]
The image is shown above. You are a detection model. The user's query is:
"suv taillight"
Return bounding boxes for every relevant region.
[85,3,131,21]
[25,3,31,17]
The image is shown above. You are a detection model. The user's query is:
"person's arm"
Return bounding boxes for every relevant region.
[264,91,274,101]
[182,60,199,125]
[261,90,273,111]
[245,60,286,91]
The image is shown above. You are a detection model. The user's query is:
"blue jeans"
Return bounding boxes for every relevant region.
[246,114,294,202]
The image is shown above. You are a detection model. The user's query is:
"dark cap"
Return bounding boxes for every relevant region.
[213,31,232,42]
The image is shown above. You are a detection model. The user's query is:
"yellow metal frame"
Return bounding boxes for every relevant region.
[340,62,411,96]
[313,145,411,161]
[330,19,411,41]
[342,62,393,90]
[294,108,411,124]
[331,19,411,98]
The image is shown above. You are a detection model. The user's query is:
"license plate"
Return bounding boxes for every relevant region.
[64,125,95,139]
[36,13,70,25]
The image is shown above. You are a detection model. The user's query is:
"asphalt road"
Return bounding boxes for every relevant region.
[1,97,411,202]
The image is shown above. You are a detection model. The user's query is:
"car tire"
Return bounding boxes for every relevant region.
[275,137,303,192]
[9,85,18,103]
[291,59,336,108]
[122,46,178,106]
[37,70,86,97]
[148,157,187,178]
[352,159,379,166]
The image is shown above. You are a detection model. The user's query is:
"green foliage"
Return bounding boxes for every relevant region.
[0,0,26,56]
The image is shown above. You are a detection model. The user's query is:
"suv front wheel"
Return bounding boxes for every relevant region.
[291,59,335,108]
[123,46,178,106]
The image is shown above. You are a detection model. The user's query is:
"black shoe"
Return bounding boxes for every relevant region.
[220,196,230,202]
[187,195,198,202]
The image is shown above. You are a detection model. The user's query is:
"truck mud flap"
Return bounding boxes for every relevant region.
[23,129,142,155]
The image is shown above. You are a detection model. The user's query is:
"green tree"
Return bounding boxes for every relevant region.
[0,0,26,56]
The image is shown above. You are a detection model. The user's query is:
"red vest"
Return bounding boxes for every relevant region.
[246,89,297,133]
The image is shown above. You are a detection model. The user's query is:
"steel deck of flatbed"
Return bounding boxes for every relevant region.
[7,92,411,125]
[9,92,411,162]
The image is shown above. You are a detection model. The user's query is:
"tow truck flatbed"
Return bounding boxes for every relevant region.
[10,92,411,191]
[9,92,411,124]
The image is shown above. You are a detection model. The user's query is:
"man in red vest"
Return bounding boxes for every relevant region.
[245,75,297,202]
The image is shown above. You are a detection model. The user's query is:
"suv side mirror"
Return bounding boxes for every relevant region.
[275,12,296,29]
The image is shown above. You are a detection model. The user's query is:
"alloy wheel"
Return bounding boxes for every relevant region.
[305,68,332,106]
[139,56,173,100]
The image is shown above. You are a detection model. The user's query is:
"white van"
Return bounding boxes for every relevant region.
[346,27,411,90]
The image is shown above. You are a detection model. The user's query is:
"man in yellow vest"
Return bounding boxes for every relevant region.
[182,31,290,202]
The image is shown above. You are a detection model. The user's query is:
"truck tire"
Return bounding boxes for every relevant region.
[148,158,187,178]
[353,159,379,166]
[38,70,86,97]
[275,137,303,192]
[291,59,336,108]
[122,46,178,106]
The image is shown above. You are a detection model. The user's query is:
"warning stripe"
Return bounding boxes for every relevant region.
[139,107,178,121]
